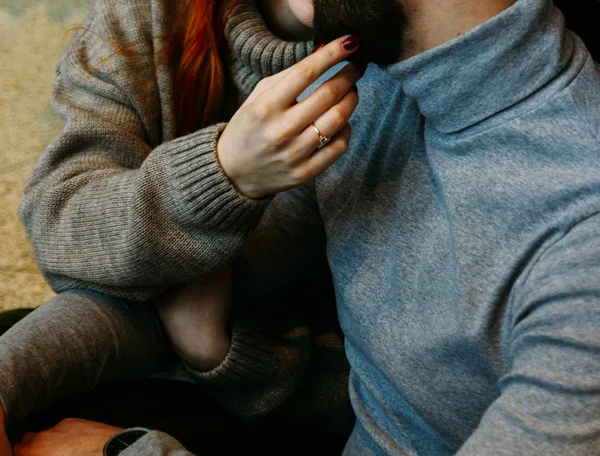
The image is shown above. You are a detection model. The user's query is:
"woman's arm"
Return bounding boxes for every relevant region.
[20,0,361,302]
[19,1,268,303]
[2,182,349,450]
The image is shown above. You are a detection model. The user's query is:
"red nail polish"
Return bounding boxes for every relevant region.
[342,35,361,52]
[312,42,325,54]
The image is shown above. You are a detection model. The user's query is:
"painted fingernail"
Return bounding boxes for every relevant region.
[342,35,361,52]
[312,42,325,54]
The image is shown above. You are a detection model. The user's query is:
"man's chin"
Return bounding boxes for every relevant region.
[312,0,405,66]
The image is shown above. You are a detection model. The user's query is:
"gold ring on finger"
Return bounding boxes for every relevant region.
[310,121,331,149]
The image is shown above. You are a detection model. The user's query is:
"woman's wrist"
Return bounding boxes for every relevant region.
[215,129,264,200]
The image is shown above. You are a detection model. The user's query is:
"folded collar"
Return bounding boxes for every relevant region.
[385,0,574,133]
[225,0,312,78]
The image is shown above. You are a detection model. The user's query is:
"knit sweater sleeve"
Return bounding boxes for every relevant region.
[18,0,269,302]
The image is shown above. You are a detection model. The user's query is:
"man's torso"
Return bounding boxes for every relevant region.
[315,34,600,454]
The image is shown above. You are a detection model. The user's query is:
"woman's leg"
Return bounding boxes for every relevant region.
[0,290,170,421]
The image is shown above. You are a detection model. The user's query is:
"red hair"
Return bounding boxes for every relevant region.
[166,0,245,137]
[78,1,245,137]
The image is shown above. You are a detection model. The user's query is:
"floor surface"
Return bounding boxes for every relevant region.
[0,0,93,309]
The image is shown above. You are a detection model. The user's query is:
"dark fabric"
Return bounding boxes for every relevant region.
[0,309,34,334]
[16,380,347,455]
[1,310,348,455]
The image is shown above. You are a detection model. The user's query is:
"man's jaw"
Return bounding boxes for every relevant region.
[311,0,406,66]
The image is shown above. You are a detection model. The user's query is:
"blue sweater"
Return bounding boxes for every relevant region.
[243,0,600,454]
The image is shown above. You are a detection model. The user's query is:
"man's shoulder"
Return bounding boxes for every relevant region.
[558,53,600,142]
[506,51,600,159]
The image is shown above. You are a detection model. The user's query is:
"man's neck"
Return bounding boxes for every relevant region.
[399,0,517,60]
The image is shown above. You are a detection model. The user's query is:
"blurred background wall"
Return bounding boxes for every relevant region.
[0,0,93,310]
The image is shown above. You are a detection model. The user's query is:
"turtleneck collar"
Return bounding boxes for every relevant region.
[385,0,574,134]
[225,0,312,79]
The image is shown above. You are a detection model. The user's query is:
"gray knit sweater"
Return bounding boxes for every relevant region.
[19,0,311,302]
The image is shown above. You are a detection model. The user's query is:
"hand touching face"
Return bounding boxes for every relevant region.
[312,0,406,65]
[216,36,363,199]
[280,0,405,65]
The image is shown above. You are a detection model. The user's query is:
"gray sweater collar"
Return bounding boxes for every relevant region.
[225,0,312,78]
[385,0,573,134]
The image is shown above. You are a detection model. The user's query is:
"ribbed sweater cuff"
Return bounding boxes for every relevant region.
[187,318,278,388]
[164,123,271,230]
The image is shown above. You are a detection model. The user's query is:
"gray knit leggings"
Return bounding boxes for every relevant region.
[0,290,170,421]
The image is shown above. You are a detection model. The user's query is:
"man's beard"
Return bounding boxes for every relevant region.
[312,0,406,65]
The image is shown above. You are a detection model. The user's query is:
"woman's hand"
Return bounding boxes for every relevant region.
[217,35,363,199]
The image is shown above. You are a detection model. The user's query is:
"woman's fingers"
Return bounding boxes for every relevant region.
[215,36,362,199]
[244,65,296,105]
[301,124,352,181]
[287,62,363,134]
[272,35,361,107]
[292,86,359,157]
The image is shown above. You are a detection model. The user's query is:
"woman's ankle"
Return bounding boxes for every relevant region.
[176,326,231,372]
